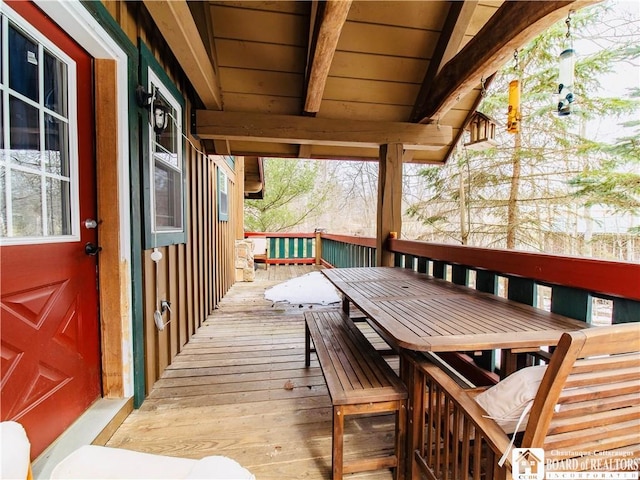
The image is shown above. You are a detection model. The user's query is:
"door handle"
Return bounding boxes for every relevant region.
[85,242,102,256]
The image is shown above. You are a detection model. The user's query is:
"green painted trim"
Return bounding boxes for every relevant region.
[79,1,145,408]
[507,276,536,305]
[476,270,498,294]
[452,264,468,286]
[433,261,446,279]
[551,285,590,322]
[139,41,188,247]
[612,298,640,324]
[417,257,428,274]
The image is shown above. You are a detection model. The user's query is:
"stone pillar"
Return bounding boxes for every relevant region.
[235,239,255,282]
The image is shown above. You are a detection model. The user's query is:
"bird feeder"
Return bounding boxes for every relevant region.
[464,111,498,150]
[507,79,521,134]
[557,48,576,116]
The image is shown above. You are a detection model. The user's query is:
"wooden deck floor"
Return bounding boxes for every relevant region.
[107,265,397,479]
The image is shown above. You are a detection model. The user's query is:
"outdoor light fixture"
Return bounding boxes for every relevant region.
[557,11,576,116]
[136,85,170,134]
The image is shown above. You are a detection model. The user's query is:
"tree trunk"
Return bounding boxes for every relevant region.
[506,134,521,249]
[459,168,468,245]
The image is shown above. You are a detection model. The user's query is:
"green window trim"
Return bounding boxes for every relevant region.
[139,41,187,248]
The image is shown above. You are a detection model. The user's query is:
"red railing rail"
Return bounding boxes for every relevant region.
[389,239,640,302]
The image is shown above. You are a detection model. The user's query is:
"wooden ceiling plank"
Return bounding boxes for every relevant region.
[411,0,479,123]
[143,0,222,109]
[196,110,452,150]
[214,139,231,155]
[415,0,596,122]
[304,0,352,114]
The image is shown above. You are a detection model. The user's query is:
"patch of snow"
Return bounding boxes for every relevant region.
[265,271,341,305]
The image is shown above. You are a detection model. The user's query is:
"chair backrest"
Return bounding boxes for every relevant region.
[523,323,640,465]
[251,236,267,255]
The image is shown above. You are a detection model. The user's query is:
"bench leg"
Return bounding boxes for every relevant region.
[332,406,344,480]
[305,322,311,367]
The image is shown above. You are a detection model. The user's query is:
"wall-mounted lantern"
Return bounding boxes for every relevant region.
[465,111,498,150]
[136,85,170,134]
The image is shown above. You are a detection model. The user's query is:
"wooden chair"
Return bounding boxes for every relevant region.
[412,323,640,480]
[251,236,268,269]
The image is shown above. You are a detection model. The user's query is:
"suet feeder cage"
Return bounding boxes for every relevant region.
[464,112,498,150]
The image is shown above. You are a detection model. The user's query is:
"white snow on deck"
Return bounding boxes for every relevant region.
[265,271,341,306]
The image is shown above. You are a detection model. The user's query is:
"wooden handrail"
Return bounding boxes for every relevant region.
[389,238,640,302]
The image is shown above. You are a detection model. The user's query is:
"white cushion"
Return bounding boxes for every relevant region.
[49,445,255,480]
[50,445,196,479]
[186,456,255,479]
[1,421,31,480]
[474,365,547,433]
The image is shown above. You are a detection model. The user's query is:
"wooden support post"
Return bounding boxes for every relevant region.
[315,230,322,265]
[376,143,403,267]
[95,59,125,398]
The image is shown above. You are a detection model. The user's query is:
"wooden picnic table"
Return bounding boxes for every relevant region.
[322,266,592,479]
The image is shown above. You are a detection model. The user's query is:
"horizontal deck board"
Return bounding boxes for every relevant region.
[107,266,396,480]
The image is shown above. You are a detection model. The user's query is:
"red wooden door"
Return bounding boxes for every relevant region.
[0,1,101,458]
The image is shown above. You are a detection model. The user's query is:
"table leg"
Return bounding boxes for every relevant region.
[341,296,350,315]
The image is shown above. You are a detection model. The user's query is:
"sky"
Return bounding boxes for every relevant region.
[579,0,640,142]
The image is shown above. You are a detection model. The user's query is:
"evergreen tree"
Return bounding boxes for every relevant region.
[407,1,639,255]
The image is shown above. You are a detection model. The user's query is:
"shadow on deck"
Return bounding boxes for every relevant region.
[107,265,397,479]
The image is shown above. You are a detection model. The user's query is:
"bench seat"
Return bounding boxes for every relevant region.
[304,310,407,480]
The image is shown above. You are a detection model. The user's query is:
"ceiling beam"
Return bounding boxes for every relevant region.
[414,0,596,123]
[195,110,452,150]
[411,1,478,122]
[304,0,352,114]
[143,0,222,110]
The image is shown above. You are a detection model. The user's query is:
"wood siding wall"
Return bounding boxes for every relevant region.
[101,1,239,393]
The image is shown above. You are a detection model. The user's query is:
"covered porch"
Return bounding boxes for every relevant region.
[105,265,399,480]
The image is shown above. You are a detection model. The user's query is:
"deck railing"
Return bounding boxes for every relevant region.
[245,232,316,264]
[245,232,640,325]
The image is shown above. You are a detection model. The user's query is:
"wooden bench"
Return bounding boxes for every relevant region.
[304,310,407,480]
[412,323,640,480]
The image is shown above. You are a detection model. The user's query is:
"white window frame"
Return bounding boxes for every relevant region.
[0,9,79,246]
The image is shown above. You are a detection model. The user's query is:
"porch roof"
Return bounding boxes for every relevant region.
[145,0,596,165]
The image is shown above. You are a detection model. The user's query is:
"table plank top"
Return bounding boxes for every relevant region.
[323,267,590,352]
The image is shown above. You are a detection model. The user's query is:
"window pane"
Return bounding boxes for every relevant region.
[154,159,182,229]
[46,177,71,235]
[44,51,67,116]
[154,145,179,169]
[9,25,38,102]
[45,114,69,176]
[11,169,42,236]
[9,96,40,156]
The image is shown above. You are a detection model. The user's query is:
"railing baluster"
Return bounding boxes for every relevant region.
[507,276,536,305]
[612,298,640,324]
[550,285,590,322]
